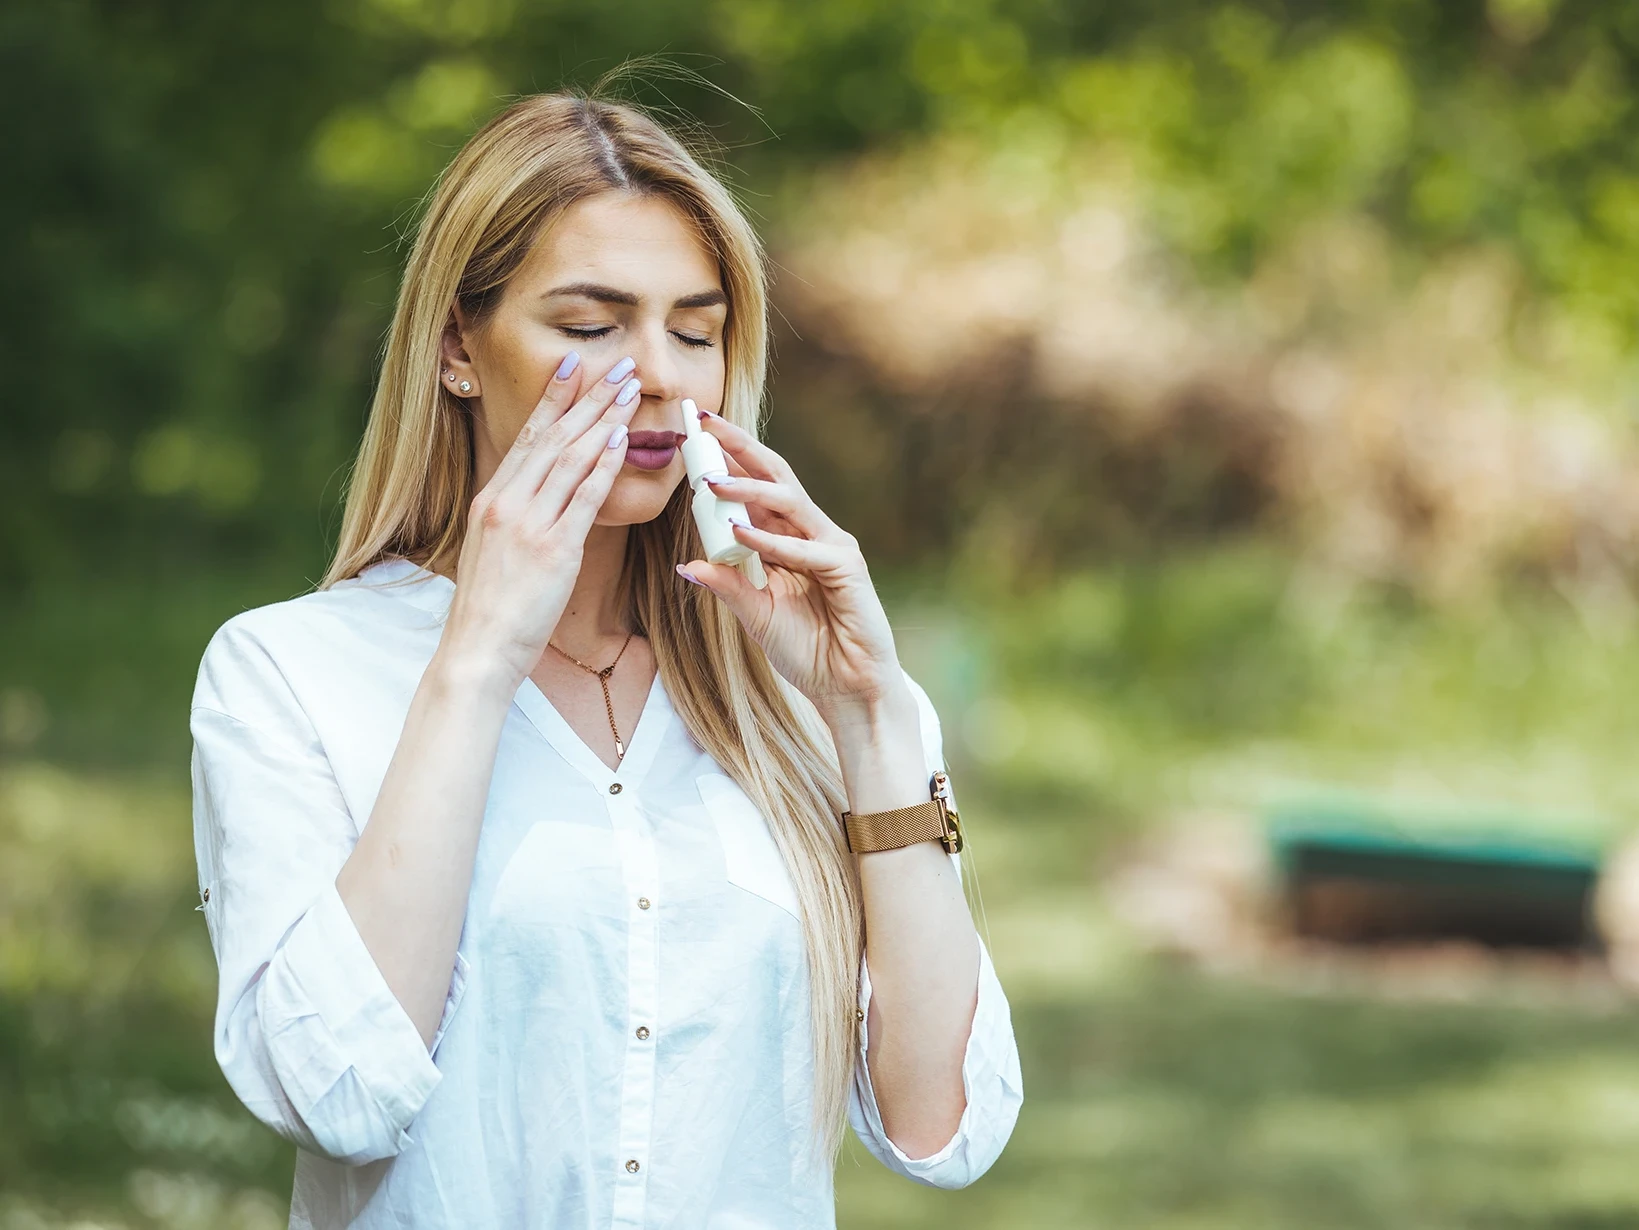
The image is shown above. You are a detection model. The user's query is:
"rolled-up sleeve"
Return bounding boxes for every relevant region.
[191,621,467,1165]
[847,940,1023,1187]
[844,669,1024,1186]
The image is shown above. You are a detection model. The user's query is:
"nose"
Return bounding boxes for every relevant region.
[627,320,683,408]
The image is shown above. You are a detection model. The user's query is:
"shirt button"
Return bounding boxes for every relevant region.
[635,1025,650,1040]
[637,896,651,910]
[625,1159,641,1174]
[608,782,623,794]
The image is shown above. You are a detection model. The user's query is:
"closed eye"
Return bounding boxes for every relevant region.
[559,325,714,348]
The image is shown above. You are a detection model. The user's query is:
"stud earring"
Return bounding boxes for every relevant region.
[459,380,473,394]
[445,372,456,383]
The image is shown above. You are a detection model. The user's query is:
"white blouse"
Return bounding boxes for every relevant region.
[190,558,1022,1229]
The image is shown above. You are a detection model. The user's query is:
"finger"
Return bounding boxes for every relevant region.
[527,380,642,529]
[485,350,587,493]
[675,557,770,633]
[691,404,796,485]
[507,356,641,498]
[544,419,632,545]
[704,474,843,543]
[722,522,855,575]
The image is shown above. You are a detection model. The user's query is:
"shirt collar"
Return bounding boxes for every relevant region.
[353,557,455,616]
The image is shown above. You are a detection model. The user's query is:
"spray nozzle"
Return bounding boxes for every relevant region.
[679,398,728,487]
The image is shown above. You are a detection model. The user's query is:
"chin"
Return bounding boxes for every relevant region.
[596,469,684,527]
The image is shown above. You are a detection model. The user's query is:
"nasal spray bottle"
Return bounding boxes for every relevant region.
[680,398,767,590]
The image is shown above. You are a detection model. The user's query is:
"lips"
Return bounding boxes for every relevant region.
[622,428,684,472]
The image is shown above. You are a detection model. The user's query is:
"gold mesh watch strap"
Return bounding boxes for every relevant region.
[843,799,949,854]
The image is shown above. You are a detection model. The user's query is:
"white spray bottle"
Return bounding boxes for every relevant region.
[680,398,767,589]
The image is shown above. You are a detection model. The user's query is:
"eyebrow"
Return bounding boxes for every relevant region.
[543,282,727,311]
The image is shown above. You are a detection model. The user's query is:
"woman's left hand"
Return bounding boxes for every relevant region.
[677,406,904,723]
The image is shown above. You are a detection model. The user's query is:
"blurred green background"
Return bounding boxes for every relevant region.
[9,0,1639,1226]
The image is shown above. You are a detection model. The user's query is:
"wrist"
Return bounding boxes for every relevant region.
[817,678,917,737]
[825,684,929,818]
[427,637,521,708]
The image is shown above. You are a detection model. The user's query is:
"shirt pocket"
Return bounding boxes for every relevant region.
[696,773,801,920]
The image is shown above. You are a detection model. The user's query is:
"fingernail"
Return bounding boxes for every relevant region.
[607,424,628,449]
[728,513,751,529]
[696,404,714,419]
[703,470,730,484]
[605,356,636,384]
[615,377,642,406]
[555,351,580,381]
[676,564,705,586]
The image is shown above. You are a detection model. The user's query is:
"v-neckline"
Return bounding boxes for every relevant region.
[356,556,670,788]
[512,667,668,789]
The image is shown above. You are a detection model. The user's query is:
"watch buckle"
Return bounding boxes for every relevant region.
[932,770,964,854]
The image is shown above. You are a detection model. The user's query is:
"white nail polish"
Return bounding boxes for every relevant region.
[607,424,628,449]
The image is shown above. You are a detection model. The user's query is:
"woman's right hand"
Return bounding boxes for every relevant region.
[440,354,642,689]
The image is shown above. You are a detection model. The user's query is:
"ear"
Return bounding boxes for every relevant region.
[439,303,482,398]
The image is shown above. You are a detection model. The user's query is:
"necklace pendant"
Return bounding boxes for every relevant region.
[615,736,626,760]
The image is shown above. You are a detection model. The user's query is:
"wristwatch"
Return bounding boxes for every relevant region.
[842,770,965,855]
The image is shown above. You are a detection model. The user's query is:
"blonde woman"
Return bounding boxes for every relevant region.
[190,92,1021,1228]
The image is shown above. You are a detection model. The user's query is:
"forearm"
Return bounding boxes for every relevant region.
[828,683,980,1158]
[335,644,514,1044]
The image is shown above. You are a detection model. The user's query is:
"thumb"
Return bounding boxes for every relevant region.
[677,559,763,627]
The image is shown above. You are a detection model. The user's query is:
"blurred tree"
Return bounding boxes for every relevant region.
[4,0,1639,762]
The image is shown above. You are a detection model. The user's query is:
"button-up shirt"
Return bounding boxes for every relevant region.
[190,558,1023,1228]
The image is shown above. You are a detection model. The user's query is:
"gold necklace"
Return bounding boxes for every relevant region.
[547,631,637,761]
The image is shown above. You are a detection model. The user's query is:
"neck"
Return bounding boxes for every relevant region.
[549,522,635,657]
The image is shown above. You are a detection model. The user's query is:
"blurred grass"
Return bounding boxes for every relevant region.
[8,558,1639,1227]
[0,764,291,1229]
[918,541,1639,846]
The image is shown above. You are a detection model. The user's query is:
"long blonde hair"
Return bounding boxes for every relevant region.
[321,92,862,1154]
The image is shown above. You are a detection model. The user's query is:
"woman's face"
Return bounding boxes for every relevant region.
[448,190,729,526]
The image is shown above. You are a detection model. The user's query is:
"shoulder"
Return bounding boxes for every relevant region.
[193,591,349,718]
[192,560,439,717]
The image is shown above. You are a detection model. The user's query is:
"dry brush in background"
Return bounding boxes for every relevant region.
[768,135,1639,614]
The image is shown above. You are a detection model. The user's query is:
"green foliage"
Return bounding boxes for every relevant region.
[9,2,1639,1224]
[7,0,1639,606]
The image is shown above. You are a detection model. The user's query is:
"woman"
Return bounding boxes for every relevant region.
[190,92,1021,1228]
